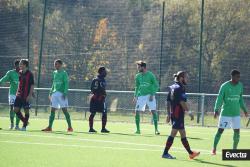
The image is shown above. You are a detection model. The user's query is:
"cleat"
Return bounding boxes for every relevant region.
[211,149,216,155]
[155,130,160,135]
[9,123,14,130]
[42,127,52,132]
[162,153,176,159]
[135,130,141,134]
[189,151,200,159]
[20,127,26,131]
[67,127,73,132]
[15,126,20,130]
[101,128,110,133]
[89,128,97,133]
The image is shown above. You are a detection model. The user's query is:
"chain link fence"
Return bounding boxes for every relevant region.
[0,87,250,128]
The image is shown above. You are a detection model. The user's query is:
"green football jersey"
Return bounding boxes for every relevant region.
[214,81,247,117]
[134,71,159,97]
[0,69,19,95]
[49,70,69,96]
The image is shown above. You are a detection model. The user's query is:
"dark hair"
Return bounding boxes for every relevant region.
[14,60,20,66]
[54,59,63,65]
[136,60,146,68]
[231,69,240,76]
[173,71,186,80]
[20,59,29,67]
[98,66,106,74]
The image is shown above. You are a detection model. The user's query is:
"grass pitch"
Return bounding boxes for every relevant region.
[0,117,249,167]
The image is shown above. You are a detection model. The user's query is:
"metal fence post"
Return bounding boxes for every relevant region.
[35,0,47,115]
[27,1,30,60]
[201,93,205,126]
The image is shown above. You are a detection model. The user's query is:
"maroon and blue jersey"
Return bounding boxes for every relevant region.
[16,70,34,99]
[167,82,187,129]
[90,75,107,113]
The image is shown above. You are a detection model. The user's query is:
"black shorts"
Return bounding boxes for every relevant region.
[171,116,185,130]
[90,98,107,113]
[14,96,31,109]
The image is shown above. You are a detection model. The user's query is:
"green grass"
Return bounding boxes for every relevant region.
[0,117,250,167]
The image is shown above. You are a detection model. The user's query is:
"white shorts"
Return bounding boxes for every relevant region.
[51,92,68,109]
[218,116,241,129]
[8,95,16,105]
[135,95,156,111]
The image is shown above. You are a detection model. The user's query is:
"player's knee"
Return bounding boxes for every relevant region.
[218,128,224,134]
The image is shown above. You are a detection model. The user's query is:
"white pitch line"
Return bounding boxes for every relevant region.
[0,131,218,154]
[0,140,215,155]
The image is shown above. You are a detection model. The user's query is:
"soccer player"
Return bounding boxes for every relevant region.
[89,67,109,133]
[14,59,35,131]
[212,70,248,155]
[162,71,200,159]
[42,59,73,132]
[133,61,160,135]
[0,60,20,130]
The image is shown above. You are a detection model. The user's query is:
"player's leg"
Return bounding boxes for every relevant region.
[89,111,96,133]
[179,129,200,159]
[162,128,178,159]
[13,97,25,123]
[134,96,146,134]
[21,108,30,131]
[101,103,109,133]
[62,107,73,132]
[232,116,241,149]
[42,107,56,132]
[9,105,15,129]
[212,128,224,155]
[233,129,240,149]
[147,95,159,134]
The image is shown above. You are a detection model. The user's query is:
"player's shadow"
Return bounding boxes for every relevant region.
[166,134,204,140]
[28,130,75,136]
[193,159,237,167]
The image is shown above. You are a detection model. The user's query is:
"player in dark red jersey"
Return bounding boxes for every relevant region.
[14,59,34,131]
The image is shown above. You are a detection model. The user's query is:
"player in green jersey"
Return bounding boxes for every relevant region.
[0,60,20,130]
[42,59,73,132]
[133,61,160,135]
[212,70,248,155]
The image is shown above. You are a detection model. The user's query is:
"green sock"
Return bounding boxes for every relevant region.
[135,112,140,132]
[10,110,15,124]
[63,111,72,128]
[15,114,20,126]
[233,131,240,149]
[48,111,55,128]
[152,112,158,131]
[213,131,222,150]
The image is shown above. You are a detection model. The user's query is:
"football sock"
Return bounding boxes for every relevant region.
[233,131,240,149]
[63,111,72,128]
[135,112,140,132]
[89,113,96,129]
[213,131,222,150]
[48,111,55,128]
[102,113,107,129]
[152,112,158,131]
[163,136,174,154]
[181,137,193,154]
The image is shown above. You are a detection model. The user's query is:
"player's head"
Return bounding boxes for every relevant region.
[136,60,146,73]
[231,69,240,84]
[98,66,107,77]
[54,59,63,70]
[19,59,29,71]
[14,60,20,70]
[174,71,188,85]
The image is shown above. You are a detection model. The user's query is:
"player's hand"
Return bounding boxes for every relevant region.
[32,92,36,98]
[244,112,248,118]
[149,95,154,102]
[26,95,32,102]
[133,97,137,104]
[189,113,194,121]
[62,94,67,100]
[214,112,218,119]
[166,115,170,123]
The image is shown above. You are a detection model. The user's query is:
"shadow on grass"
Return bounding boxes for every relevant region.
[193,159,237,167]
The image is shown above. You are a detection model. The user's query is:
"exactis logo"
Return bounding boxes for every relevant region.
[227,95,240,101]
[225,152,247,159]
[222,149,250,160]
